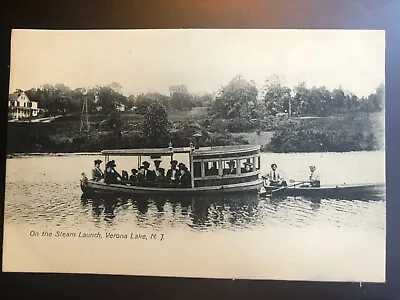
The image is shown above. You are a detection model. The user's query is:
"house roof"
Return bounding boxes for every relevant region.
[8,93,19,102]
[8,91,36,103]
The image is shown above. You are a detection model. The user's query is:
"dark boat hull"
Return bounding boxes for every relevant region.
[258,183,385,199]
[81,179,264,196]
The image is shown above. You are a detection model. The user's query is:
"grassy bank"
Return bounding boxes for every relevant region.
[6,110,384,154]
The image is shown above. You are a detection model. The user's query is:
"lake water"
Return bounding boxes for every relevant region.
[3,151,386,281]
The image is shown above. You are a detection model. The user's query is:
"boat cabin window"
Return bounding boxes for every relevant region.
[204,161,219,176]
[223,159,238,175]
[240,158,254,173]
[193,161,202,178]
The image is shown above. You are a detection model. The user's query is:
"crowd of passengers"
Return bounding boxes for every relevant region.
[91,158,255,188]
[92,159,192,188]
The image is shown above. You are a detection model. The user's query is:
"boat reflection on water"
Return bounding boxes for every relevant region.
[81,196,117,222]
[80,190,385,230]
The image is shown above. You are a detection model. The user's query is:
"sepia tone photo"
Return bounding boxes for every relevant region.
[3,29,385,282]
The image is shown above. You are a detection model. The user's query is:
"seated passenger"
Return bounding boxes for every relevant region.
[136,166,146,186]
[223,160,236,175]
[207,162,218,176]
[129,169,138,184]
[104,160,122,184]
[243,162,253,173]
[262,163,287,187]
[178,163,191,188]
[153,159,162,171]
[91,159,104,181]
[155,167,166,185]
[121,170,129,181]
[141,161,156,186]
[166,160,180,186]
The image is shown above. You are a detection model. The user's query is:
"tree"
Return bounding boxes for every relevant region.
[310,86,332,116]
[191,93,214,107]
[100,110,123,130]
[332,88,346,113]
[92,86,127,113]
[169,84,194,111]
[135,92,170,114]
[211,74,259,119]
[367,83,384,112]
[292,82,309,116]
[125,95,136,110]
[262,75,291,115]
[343,92,359,113]
[141,102,170,147]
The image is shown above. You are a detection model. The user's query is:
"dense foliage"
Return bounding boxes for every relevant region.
[141,102,170,147]
[8,74,384,154]
[266,115,382,153]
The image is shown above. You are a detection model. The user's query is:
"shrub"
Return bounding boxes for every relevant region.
[267,128,379,153]
[226,118,258,133]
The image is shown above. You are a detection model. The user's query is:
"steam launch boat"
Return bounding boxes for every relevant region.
[80,144,264,196]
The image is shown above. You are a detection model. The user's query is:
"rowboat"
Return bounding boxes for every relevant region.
[80,144,264,196]
[258,182,385,199]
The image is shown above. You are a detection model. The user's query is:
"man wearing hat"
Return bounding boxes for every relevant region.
[153,159,162,170]
[92,159,104,181]
[224,160,236,175]
[177,163,191,188]
[129,169,138,184]
[142,161,156,184]
[166,160,180,186]
[243,161,253,173]
[136,166,146,185]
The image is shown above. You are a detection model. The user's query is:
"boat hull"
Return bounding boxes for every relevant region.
[81,179,264,196]
[258,183,386,199]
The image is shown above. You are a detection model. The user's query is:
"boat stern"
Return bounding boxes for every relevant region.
[80,172,90,194]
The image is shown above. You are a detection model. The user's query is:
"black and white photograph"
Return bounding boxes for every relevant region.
[3,29,385,282]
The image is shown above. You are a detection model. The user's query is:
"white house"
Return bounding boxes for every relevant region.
[115,102,126,112]
[8,90,39,120]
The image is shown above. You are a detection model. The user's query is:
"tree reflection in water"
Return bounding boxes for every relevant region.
[104,199,116,222]
[79,190,381,230]
[163,193,263,230]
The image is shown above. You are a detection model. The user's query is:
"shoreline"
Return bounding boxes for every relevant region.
[6,152,102,158]
[6,149,385,159]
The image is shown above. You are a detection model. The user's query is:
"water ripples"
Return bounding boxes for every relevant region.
[5,176,385,236]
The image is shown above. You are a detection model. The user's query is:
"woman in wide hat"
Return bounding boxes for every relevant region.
[92,159,104,181]
[104,160,122,184]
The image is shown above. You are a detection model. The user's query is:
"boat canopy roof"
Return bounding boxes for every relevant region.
[101,144,260,157]
[101,147,191,156]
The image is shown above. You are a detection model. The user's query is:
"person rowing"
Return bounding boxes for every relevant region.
[300,165,320,187]
[262,163,287,187]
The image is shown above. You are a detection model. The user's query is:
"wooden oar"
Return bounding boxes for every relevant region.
[268,180,308,195]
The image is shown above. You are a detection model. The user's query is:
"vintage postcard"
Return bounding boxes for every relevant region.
[3,29,385,282]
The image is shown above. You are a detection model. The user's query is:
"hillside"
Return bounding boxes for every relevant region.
[6,107,384,154]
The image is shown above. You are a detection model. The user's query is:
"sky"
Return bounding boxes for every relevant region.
[9,29,385,97]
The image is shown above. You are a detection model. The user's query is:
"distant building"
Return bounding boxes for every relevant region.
[115,102,126,112]
[8,90,39,120]
[169,84,188,96]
